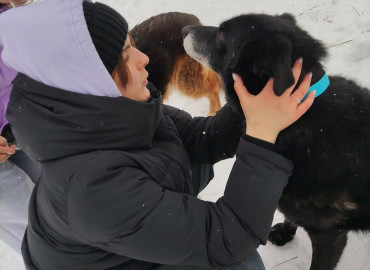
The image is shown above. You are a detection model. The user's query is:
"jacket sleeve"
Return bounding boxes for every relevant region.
[163,104,244,164]
[68,141,293,269]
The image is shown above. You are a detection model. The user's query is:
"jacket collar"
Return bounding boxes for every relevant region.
[9,74,162,161]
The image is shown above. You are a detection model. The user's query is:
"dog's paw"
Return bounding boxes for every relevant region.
[268,222,297,246]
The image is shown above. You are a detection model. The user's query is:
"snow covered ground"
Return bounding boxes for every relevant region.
[1,0,369,269]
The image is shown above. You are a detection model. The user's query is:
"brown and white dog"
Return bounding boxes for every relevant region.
[130,12,222,116]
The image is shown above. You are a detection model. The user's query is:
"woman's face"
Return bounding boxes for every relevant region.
[112,37,151,102]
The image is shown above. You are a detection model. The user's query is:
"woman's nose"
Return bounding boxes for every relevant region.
[142,53,149,67]
[138,52,149,68]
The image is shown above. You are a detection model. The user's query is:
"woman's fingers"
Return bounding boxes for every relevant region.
[0,136,8,147]
[296,90,315,117]
[233,73,253,104]
[0,145,16,155]
[0,144,15,163]
[291,72,313,103]
[0,154,10,163]
[0,137,16,157]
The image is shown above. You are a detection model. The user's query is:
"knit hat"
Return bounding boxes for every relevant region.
[83,1,128,74]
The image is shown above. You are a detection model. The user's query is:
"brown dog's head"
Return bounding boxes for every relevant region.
[183,13,327,110]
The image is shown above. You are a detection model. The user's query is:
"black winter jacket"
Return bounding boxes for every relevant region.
[7,74,293,270]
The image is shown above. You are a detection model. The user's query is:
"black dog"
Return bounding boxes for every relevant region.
[183,13,370,270]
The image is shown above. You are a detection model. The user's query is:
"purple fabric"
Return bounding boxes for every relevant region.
[0,0,122,103]
[0,45,17,132]
[0,5,9,13]
[0,5,16,132]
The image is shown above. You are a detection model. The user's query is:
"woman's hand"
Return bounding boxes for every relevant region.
[0,136,16,163]
[233,58,315,144]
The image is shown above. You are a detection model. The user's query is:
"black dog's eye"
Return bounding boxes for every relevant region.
[218,31,225,41]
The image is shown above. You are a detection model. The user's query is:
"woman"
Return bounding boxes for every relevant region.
[0,0,40,254]
[0,0,314,269]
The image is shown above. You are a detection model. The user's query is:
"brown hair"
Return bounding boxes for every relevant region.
[111,35,136,87]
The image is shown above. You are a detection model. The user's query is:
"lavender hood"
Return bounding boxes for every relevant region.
[0,0,122,100]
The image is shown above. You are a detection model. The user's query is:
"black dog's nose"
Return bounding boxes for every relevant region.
[182,26,192,39]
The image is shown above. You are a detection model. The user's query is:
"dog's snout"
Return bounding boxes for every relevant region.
[182,26,192,39]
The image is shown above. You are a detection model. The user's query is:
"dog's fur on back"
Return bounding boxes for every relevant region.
[130,12,222,115]
[183,13,370,270]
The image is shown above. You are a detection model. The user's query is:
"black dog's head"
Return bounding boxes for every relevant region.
[183,13,327,111]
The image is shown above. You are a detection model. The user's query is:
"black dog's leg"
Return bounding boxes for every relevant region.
[269,219,298,246]
[306,228,348,270]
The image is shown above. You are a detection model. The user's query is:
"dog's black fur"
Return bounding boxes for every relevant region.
[183,13,370,270]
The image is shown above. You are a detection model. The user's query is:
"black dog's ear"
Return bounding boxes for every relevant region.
[269,36,295,96]
[278,13,296,23]
[224,40,257,71]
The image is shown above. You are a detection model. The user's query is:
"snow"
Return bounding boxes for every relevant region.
[1,0,369,269]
